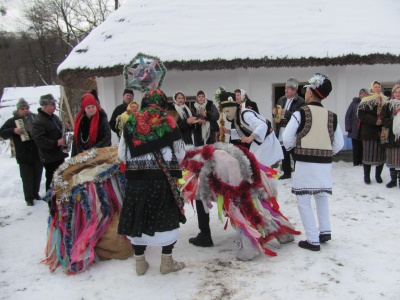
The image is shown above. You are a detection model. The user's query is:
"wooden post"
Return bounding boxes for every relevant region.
[60,86,75,130]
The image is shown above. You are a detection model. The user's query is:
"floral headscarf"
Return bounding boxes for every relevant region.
[124,89,181,157]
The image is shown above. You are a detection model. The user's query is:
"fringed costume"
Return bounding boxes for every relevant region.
[180,142,300,261]
[42,146,133,274]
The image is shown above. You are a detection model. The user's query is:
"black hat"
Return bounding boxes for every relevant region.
[219,91,238,108]
[123,89,134,96]
[305,73,332,100]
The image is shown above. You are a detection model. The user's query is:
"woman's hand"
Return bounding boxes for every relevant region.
[187,116,198,124]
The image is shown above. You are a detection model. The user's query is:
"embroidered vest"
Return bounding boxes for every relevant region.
[235,109,273,145]
[294,105,335,163]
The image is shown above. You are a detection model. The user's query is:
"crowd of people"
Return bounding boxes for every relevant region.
[1,73,399,275]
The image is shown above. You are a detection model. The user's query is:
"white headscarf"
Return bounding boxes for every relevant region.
[173,91,192,120]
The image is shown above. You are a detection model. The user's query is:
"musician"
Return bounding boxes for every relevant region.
[31,94,69,193]
[273,78,306,180]
[0,98,43,206]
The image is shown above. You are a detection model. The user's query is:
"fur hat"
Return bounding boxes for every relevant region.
[305,73,332,100]
[285,78,299,90]
[123,89,134,96]
[39,94,57,106]
[16,98,29,109]
[220,91,238,108]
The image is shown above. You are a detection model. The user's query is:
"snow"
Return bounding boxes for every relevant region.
[58,0,400,73]
[0,151,399,299]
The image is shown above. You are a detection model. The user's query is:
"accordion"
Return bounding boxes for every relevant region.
[15,115,34,142]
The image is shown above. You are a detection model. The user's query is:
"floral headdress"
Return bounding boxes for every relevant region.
[304,73,332,100]
[124,89,181,157]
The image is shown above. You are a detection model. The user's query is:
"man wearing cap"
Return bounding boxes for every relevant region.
[109,89,134,138]
[282,73,344,251]
[273,78,306,180]
[31,94,69,193]
[0,98,43,206]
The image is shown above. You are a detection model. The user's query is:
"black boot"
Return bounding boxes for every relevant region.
[189,232,214,247]
[386,168,398,188]
[363,164,371,184]
[375,164,384,183]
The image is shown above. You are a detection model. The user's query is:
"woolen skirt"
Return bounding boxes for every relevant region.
[362,140,385,165]
[385,146,400,169]
[118,179,180,239]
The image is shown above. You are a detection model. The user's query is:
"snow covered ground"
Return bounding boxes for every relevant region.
[0,152,399,300]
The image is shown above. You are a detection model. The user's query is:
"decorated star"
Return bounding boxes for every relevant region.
[124,53,166,93]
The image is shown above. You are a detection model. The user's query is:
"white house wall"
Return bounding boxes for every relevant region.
[96,64,400,148]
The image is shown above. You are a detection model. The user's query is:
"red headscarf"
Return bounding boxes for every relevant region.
[74,93,102,148]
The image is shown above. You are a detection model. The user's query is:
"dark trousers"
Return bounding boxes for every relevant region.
[19,161,43,202]
[351,139,363,166]
[133,242,175,255]
[43,159,65,191]
[195,200,211,235]
[281,146,295,175]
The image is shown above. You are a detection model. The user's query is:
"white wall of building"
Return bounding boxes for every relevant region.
[96,64,400,147]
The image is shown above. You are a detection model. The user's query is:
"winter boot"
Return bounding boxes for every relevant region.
[363,164,371,184]
[375,164,384,183]
[386,168,398,188]
[188,232,214,247]
[134,255,149,276]
[160,254,185,274]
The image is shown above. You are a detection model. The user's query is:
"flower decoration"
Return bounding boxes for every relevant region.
[125,106,176,146]
[304,73,327,89]
[214,86,226,104]
[123,53,167,93]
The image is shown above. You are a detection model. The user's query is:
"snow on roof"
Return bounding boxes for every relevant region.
[0,85,61,128]
[58,0,400,77]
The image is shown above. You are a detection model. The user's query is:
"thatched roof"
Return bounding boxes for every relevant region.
[57,0,400,89]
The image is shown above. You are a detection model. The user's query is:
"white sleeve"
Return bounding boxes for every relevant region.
[282,111,300,150]
[118,132,127,162]
[332,123,344,154]
[173,139,186,163]
[242,112,268,140]
[230,128,240,140]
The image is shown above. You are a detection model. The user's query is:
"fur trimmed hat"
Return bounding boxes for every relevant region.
[305,73,332,100]
[39,94,57,106]
[220,91,238,108]
[285,78,299,90]
[16,98,29,109]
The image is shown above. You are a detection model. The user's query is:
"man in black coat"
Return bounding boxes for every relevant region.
[31,94,69,192]
[0,98,43,206]
[345,88,369,166]
[109,89,134,138]
[273,78,306,179]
